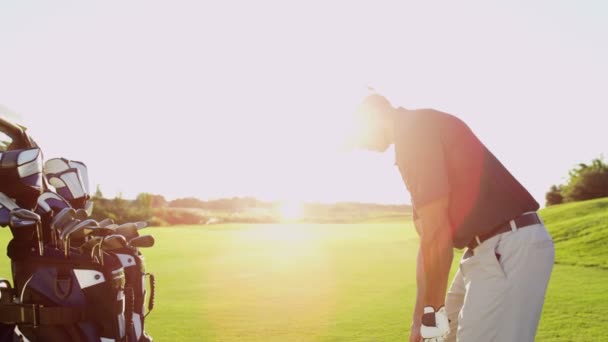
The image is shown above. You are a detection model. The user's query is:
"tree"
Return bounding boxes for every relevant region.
[545,185,563,206]
[94,185,104,199]
[148,194,167,208]
[547,156,608,206]
[562,157,608,202]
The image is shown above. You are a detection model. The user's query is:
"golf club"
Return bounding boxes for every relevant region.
[98,234,129,266]
[60,219,99,258]
[59,218,98,241]
[74,208,89,221]
[50,208,76,247]
[9,208,43,255]
[129,235,155,249]
[89,226,117,237]
[79,236,103,261]
[134,221,148,230]
[98,218,114,227]
[114,223,139,240]
[101,235,129,251]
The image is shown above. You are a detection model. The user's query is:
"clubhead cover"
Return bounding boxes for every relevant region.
[0,148,43,209]
[44,158,90,209]
[35,191,71,216]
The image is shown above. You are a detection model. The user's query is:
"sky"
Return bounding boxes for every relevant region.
[1,1,607,205]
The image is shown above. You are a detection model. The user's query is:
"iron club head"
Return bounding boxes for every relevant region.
[98,218,114,228]
[115,223,139,240]
[129,235,155,249]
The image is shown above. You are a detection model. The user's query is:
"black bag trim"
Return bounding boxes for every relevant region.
[0,303,89,327]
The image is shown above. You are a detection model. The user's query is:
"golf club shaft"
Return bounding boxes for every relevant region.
[37,222,44,256]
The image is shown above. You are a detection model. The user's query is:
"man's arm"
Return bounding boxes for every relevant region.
[410,240,425,342]
[413,219,426,321]
[416,196,453,309]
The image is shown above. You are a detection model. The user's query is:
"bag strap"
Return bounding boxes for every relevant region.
[0,304,89,327]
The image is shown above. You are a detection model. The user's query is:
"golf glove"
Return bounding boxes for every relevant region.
[421,306,449,342]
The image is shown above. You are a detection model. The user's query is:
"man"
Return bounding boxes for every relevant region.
[353,93,555,341]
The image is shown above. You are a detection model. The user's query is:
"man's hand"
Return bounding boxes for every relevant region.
[420,306,449,342]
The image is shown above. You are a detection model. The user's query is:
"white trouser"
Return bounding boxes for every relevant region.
[445,221,555,342]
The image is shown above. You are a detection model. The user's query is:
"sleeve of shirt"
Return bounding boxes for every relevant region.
[396,121,450,209]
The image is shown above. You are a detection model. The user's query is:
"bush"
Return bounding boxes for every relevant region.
[153,208,208,225]
[147,216,168,227]
[546,157,608,206]
[562,158,608,202]
[91,191,161,224]
[546,185,564,206]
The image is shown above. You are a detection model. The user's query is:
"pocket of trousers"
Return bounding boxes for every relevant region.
[488,248,507,279]
[462,236,507,280]
[485,236,507,279]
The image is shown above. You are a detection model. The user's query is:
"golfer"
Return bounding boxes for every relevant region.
[353,93,555,341]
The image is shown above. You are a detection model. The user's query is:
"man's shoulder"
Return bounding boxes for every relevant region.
[416,109,468,136]
[396,108,452,135]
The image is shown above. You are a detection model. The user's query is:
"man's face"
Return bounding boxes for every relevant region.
[347,94,393,152]
[357,115,391,152]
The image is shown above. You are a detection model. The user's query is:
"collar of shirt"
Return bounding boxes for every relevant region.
[394,107,414,166]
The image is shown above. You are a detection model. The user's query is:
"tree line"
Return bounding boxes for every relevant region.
[546,156,608,206]
[90,187,412,226]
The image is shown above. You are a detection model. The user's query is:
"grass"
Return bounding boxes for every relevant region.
[539,197,608,269]
[0,199,605,341]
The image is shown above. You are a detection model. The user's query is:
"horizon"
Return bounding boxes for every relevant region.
[1,1,607,206]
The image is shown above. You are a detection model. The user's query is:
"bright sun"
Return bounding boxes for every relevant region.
[280,201,303,220]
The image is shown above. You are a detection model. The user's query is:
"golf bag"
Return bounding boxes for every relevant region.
[93,245,155,342]
[0,116,156,341]
[8,248,128,341]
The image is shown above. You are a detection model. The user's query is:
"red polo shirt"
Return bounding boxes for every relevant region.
[394,108,539,248]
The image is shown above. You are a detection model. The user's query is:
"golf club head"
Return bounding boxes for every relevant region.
[98,218,114,228]
[60,218,98,241]
[51,208,76,232]
[79,236,105,262]
[9,208,44,255]
[129,235,155,249]
[56,218,81,239]
[74,208,89,221]
[134,221,148,230]
[8,208,40,241]
[101,235,129,251]
[79,236,102,254]
[115,223,139,240]
[9,208,40,228]
[89,226,117,237]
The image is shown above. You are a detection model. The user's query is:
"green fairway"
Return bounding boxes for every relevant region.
[540,197,608,269]
[1,210,606,341]
[136,224,606,341]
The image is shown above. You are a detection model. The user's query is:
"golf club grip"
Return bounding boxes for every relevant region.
[148,273,156,315]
